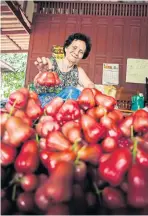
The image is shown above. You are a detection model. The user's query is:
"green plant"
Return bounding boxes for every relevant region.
[1,53,28,99]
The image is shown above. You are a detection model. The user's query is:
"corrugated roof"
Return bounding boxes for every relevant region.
[1,1,31,53]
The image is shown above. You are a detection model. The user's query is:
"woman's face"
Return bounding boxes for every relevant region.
[65,40,86,64]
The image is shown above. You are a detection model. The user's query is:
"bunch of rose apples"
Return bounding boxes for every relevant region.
[1,87,148,215]
[36,71,61,86]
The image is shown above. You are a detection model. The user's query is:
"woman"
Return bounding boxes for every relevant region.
[34,33,95,106]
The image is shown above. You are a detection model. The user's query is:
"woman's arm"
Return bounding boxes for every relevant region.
[78,67,95,88]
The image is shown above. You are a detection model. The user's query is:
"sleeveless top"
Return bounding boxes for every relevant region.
[35,56,79,94]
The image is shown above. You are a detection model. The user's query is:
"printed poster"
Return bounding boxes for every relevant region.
[102,63,119,85]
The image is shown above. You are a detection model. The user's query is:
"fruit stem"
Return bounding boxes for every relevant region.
[74,155,80,165]
[36,133,39,143]
[72,138,80,151]
[132,139,138,163]
[93,182,102,204]
[93,182,102,195]
[74,145,86,165]
[130,125,134,141]
[12,184,17,201]
[8,99,17,117]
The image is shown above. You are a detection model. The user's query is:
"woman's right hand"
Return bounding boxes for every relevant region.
[34,57,53,72]
[34,57,53,86]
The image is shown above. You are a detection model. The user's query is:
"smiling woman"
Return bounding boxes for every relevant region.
[33,33,95,106]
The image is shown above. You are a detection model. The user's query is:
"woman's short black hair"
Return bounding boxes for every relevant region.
[63,33,92,59]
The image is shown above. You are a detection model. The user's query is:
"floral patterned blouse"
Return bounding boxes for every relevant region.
[35,56,79,94]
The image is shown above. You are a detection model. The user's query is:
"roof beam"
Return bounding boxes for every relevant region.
[1,50,28,53]
[5,1,31,34]
[1,28,27,34]
[6,35,22,50]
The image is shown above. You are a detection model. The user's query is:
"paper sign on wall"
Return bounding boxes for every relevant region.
[51,45,64,59]
[102,63,119,85]
[126,58,148,84]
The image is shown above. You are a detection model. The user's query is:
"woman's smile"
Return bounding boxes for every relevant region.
[65,39,86,63]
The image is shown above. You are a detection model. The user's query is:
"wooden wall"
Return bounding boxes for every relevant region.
[26,13,148,95]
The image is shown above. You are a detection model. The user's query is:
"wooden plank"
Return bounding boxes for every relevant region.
[1,50,28,53]
[1,44,28,47]
[1,30,27,35]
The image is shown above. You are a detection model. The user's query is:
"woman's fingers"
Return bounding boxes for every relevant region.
[34,61,39,66]
[34,57,44,66]
[37,57,42,63]
[42,57,47,65]
[34,57,42,69]
[34,57,44,71]
[34,62,42,71]
[34,57,53,71]
[41,57,53,70]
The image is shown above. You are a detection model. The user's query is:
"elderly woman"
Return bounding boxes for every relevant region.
[34,33,95,106]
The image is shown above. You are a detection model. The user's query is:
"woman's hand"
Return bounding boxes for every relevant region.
[34,57,53,72]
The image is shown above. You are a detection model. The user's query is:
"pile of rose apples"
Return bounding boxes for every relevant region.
[1,86,148,215]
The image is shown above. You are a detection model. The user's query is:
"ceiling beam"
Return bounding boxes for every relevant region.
[1,28,27,34]
[5,35,22,50]
[5,1,31,34]
[1,29,25,33]
[1,50,28,53]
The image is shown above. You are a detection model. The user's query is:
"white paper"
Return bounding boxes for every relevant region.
[126,58,148,84]
[102,63,119,85]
